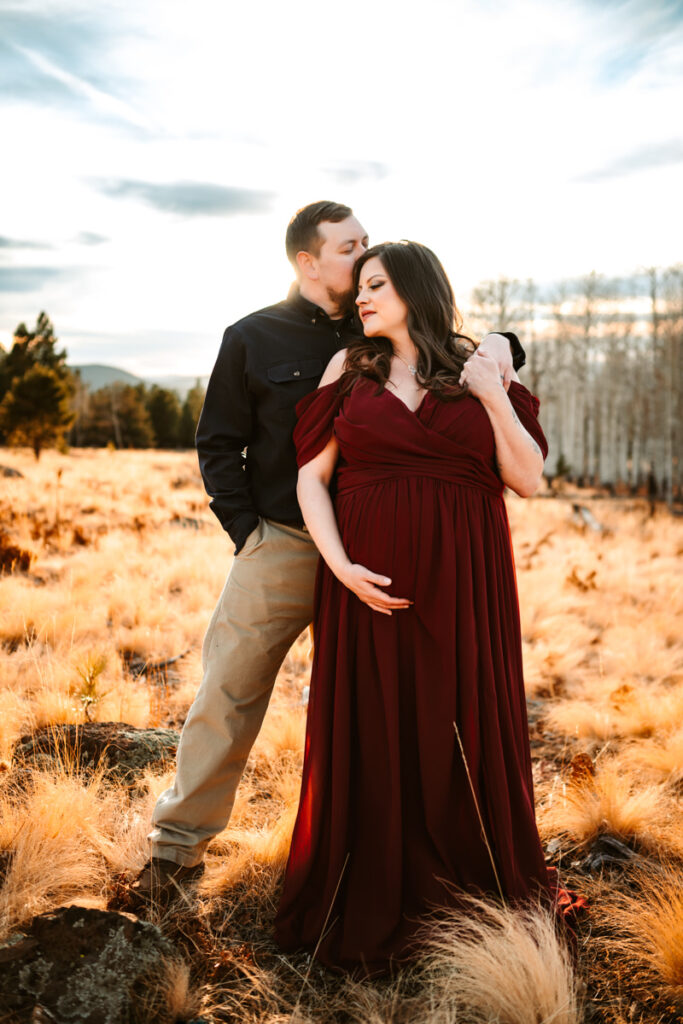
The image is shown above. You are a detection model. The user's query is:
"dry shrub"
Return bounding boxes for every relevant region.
[621,727,683,786]
[538,756,675,851]
[522,614,597,696]
[0,768,113,938]
[131,957,203,1024]
[544,681,683,742]
[0,530,33,574]
[419,893,582,1024]
[336,972,426,1024]
[599,862,683,996]
[0,687,29,760]
[199,802,298,899]
[4,643,153,734]
[107,769,177,876]
[599,619,683,683]
[0,753,170,939]
[252,704,306,766]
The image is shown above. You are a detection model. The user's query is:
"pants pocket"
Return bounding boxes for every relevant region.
[238,517,264,557]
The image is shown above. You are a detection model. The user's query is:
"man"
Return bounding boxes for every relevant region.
[133,201,525,902]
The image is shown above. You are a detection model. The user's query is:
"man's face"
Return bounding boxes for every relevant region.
[314,216,368,313]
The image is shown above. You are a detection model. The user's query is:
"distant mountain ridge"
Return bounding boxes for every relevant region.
[71,364,209,399]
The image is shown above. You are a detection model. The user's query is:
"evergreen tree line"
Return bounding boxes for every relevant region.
[70,376,205,450]
[468,264,683,505]
[0,314,205,457]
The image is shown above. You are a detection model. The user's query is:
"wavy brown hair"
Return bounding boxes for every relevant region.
[340,241,476,401]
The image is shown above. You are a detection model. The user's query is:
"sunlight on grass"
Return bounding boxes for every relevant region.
[1,451,682,1020]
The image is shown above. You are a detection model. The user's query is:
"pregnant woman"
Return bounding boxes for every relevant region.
[274,240,584,975]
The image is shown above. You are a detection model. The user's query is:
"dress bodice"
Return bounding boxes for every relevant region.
[294,377,547,501]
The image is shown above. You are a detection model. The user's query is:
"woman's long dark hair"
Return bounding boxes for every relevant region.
[341,241,476,400]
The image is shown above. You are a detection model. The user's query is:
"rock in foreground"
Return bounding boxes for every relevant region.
[0,905,186,1023]
[13,722,179,783]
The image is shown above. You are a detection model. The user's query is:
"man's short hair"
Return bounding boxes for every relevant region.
[285,201,352,266]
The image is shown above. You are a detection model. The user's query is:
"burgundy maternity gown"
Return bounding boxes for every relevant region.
[274,376,584,974]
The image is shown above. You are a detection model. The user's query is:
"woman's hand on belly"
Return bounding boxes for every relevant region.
[337,563,413,616]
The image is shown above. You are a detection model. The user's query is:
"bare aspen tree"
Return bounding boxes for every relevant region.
[469,276,520,336]
[548,284,573,480]
[521,278,541,396]
[465,264,681,502]
[662,265,683,506]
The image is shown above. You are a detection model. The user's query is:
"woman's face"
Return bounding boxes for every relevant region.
[356,256,409,339]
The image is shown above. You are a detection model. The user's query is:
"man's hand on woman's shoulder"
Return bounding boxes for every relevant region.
[474,334,520,388]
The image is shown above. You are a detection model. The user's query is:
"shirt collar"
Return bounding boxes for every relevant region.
[286,283,354,330]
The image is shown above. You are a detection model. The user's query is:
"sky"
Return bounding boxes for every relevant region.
[0,0,682,377]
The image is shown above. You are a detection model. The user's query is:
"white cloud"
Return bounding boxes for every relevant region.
[12,43,156,132]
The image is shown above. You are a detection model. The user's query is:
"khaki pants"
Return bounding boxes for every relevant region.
[148,518,319,867]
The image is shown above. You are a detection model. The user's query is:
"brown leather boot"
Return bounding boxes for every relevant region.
[128,857,205,909]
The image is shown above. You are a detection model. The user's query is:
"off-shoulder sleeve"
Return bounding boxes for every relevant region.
[293,381,344,468]
[507,381,549,460]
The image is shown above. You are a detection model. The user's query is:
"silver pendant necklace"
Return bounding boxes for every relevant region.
[395,351,418,376]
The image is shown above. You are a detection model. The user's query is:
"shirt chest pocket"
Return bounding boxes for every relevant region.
[267,358,323,403]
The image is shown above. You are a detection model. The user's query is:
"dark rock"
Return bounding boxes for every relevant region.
[120,649,189,682]
[545,837,563,858]
[577,833,638,872]
[13,723,179,784]
[0,465,23,478]
[0,904,183,1023]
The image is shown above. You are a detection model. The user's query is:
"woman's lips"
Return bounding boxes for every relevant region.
[361,310,375,321]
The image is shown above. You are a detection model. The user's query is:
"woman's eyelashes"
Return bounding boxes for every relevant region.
[356,280,385,301]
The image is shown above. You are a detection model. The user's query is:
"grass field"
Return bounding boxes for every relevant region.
[0,448,682,1022]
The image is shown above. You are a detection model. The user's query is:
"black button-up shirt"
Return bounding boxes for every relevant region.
[196,287,356,553]
[196,287,527,554]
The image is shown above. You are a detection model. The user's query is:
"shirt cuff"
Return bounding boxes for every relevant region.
[498,331,526,371]
[229,512,260,555]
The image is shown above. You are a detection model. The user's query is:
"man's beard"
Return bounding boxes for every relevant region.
[326,285,355,317]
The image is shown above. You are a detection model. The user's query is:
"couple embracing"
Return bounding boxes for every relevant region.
[134,200,585,975]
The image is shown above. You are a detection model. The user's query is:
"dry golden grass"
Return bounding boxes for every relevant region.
[0,767,112,938]
[599,863,683,997]
[131,957,204,1023]
[537,755,679,852]
[1,449,682,1021]
[419,894,582,1024]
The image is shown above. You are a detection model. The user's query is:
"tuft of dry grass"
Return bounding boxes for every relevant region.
[418,893,583,1024]
[0,767,112,938]
[543,682,683,743]
[598,863,683,997]
[131,957,204,1023]
[620,727,683,787]
[199,803,298,900]
[537,755,678,853]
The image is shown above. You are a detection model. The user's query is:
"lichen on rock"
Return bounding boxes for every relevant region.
[0,904,187,1023]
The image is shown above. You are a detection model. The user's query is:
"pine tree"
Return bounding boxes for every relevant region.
[0,364,75,459]
[75,383,154,448]
[0,312,76,454]
[0,312,71,401]
[146,386,181,448]
[178,379,206,447]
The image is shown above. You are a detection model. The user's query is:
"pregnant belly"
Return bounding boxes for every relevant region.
[334,475,508,599]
